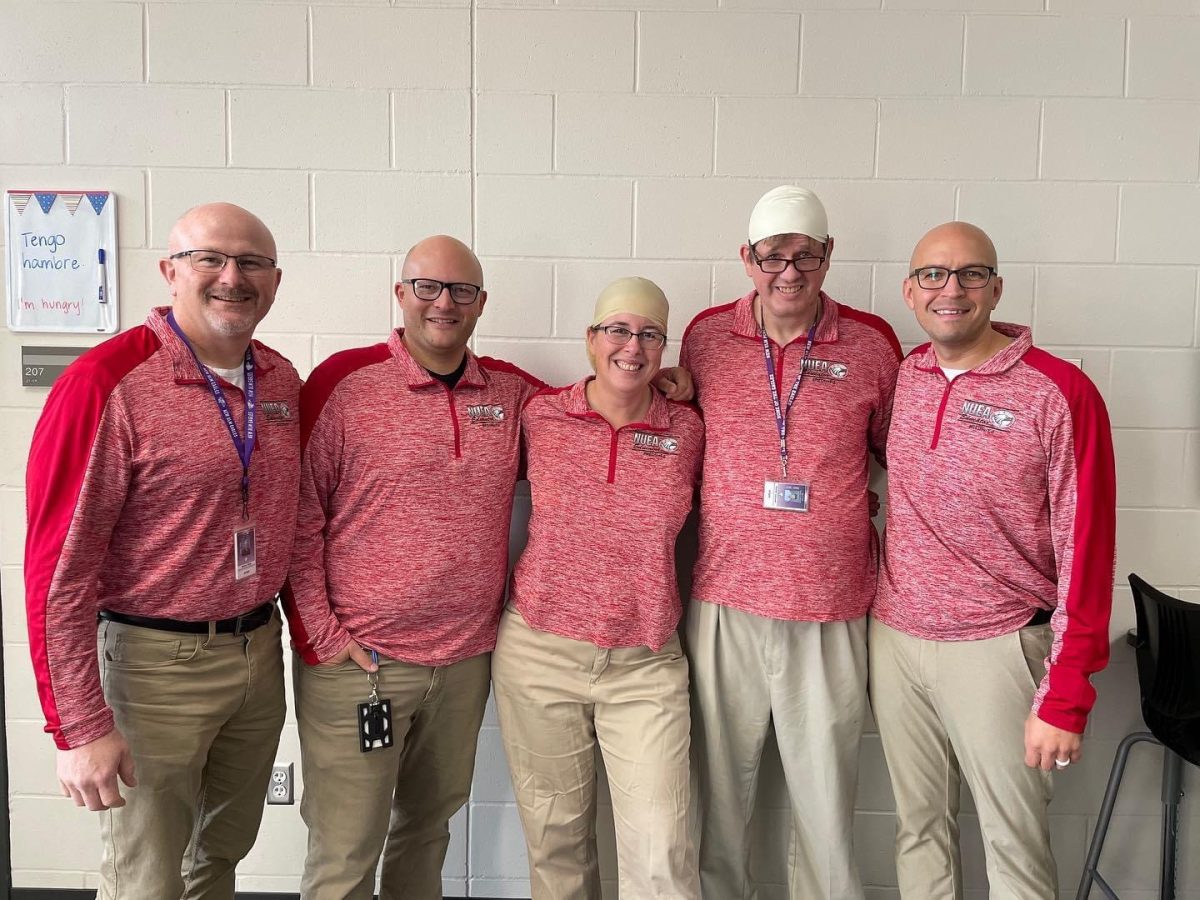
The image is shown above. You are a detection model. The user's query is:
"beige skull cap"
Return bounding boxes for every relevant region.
[590,276,669,333]
[748,185,828,245]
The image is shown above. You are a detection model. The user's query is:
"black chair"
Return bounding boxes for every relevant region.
[1075,574,1200,900]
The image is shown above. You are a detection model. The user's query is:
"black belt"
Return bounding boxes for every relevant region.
[99,600,277,635]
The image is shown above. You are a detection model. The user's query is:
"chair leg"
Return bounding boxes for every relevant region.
[1075,732,1161,900]
[1159,748,1184,900]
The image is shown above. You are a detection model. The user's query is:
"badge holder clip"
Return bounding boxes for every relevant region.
[358,650,393,753]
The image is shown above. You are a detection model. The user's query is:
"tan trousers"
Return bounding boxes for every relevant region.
[868,617,1057,900]
[96,611,285,900]
[686,600,868,900]
[294,649,490,900]
[492,607,699,900]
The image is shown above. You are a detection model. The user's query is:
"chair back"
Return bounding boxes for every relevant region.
[1128,573,1200,766]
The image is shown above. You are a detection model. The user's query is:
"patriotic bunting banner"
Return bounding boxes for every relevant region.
[61,193,84,215]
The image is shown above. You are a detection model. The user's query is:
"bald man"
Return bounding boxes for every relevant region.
[869,222,1116,898]
[284,235,545,899]
[25,202,300,897]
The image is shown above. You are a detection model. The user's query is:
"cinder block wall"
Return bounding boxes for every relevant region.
[1,1,1198,897]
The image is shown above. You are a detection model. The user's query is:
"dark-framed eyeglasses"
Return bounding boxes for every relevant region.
[169,250,277,275]
[909,266,996,290]
[401,278,482,305]
[590,325,667,350]
[749,247,826,274]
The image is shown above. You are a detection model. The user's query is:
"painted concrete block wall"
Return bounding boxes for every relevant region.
[1,1,1198,897]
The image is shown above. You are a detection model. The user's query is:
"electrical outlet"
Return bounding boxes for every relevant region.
[267,762,294,805]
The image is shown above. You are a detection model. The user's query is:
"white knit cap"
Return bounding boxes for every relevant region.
[748,185,828,245]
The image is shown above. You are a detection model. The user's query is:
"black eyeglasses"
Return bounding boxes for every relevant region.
[401,278,482,305]
[169,250,277,275]
[749,247,826,274]
[909,266,996,290]
[590,325,667,350]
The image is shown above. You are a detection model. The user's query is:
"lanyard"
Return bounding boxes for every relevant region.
[760,307,818,481]
[166,312,256,518]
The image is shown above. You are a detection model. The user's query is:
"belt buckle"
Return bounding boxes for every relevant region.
[232,613,247,635]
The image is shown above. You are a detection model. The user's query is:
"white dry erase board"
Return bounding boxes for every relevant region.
[5,190,119,334]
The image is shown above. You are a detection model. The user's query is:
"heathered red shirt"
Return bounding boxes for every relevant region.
[874,324,1117,733]
[680,291,901,622]
[283,330,543,666]
[509,379,704,650]
[25,307,301,749]
[873,324,1113,734]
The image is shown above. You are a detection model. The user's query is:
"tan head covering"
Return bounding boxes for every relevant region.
[748,185,828,245]
[587,276,669,369]
[590,276,669,332]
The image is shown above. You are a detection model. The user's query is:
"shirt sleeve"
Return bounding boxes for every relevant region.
[868,331,902,469]
[281,379,354,664]
[1032,376,1117,733]
[25,371,131,749]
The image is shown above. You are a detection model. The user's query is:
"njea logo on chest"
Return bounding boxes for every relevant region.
[631,431,679,456]
[466,404,506,426]
[958,398,1017,432]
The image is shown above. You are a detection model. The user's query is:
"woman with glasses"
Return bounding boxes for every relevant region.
[491,276,704,899]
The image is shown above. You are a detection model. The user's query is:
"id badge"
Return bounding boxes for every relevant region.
[763,480,810,512]
[358,699,394,753]
[233,525,257,580]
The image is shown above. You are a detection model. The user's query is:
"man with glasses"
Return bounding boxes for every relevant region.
[870,221,1116,898]
[282,234,540,899]
[680,185,901,899]
[25,202,299,897]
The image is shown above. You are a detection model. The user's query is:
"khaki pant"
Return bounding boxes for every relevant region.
[97,611,286,900]
[686,600,868,900]
[294,649,490,900]
[492,607,699,900]
[868,617,1057,900]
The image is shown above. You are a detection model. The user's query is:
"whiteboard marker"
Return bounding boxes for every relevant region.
[97,248,108,304]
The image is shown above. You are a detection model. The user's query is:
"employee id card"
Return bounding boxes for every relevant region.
[233,525,257,580]
[763,480,810,512]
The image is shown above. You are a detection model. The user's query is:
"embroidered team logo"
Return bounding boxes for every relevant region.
[959,399,1017,432]
[632,431,679,455]
[466,404,506,426]
[260,401,293,421]
[802,358,849,381]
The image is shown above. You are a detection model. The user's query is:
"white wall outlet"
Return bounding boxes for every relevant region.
[267,762,294,805]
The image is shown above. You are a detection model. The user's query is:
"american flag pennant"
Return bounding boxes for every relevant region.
[86,192,110,215]
[35,192,57,214]
[9,191,33,215]
[61,192,84,215]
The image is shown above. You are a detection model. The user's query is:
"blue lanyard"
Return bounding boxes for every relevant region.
[760,308,817,481]
[166,312,256,518]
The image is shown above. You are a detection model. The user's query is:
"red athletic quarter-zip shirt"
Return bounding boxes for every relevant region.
[874,323,1117,733]
[25,307,302,749]
[680,292,901,622]
[284,330,543,667]
[508,379,703,651]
